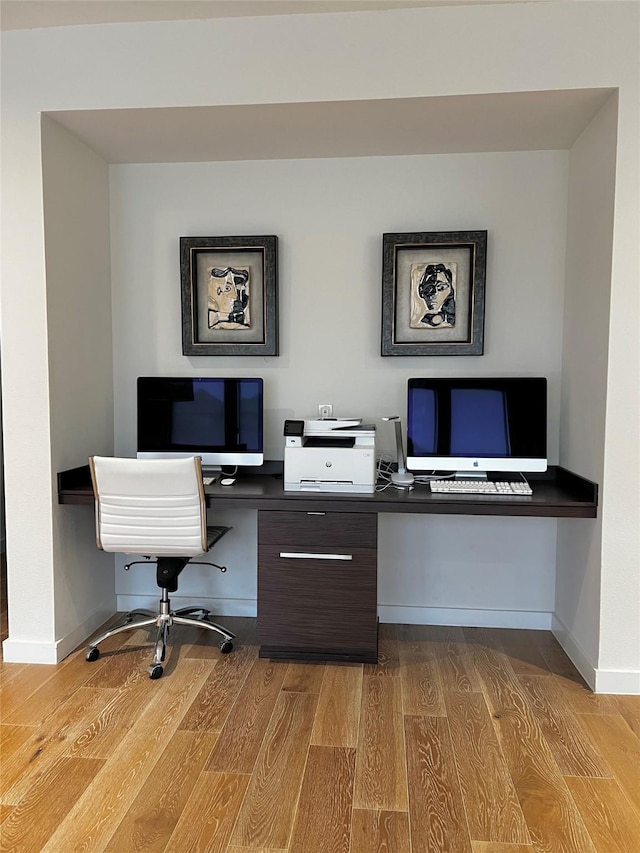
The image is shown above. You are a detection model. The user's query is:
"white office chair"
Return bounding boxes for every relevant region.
[85,455,235,678]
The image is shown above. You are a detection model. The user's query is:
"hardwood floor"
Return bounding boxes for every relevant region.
[1,599,639,851]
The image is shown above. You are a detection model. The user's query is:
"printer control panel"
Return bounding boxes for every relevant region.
[284,419,305,447]
[284,419,305,436]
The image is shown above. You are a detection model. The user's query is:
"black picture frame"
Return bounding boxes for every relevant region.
[381,230,487,356]
[180,235,278,356]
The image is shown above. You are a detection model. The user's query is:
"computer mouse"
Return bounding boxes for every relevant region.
[220,477,236,486]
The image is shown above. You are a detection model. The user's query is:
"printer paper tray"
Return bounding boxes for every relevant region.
[284,480,375,494]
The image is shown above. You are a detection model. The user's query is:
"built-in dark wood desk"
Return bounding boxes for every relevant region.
[58,465,597,663]
[59,465,597,518]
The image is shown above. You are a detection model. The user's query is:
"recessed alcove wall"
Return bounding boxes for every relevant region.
[41,90,614,678]
[107,145,567,630]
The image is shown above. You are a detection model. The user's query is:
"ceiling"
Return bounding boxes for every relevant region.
[10,0,601,164]
[0,0,550,31]
[47,88,612,164]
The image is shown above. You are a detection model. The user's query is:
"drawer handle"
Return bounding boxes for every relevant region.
[279,552,353,561]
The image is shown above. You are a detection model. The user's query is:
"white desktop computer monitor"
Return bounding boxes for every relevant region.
[406,377,547,477]
[137,376,264,469]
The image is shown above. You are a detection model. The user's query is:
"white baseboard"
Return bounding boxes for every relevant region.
[551,614,597,689]
[116,594,257,618]
[2,606,115,665]
[118,598,552,629]
[121,598,555,630]
[378,605,553,630]
[552,614,640,695]
[2,638,59,664]
[58,607,116,660]
[594,668,640,695]
[7,599,638,694]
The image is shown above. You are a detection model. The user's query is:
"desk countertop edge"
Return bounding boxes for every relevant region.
[57,465,598,519]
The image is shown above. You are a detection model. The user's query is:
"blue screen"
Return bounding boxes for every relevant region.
[407,388,437,454]
[449,389,510,456]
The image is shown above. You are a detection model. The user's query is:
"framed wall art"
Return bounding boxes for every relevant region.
[381,230,487,356]
[180,235,278,356]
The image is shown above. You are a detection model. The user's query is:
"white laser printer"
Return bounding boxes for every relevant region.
[283,418,376,493]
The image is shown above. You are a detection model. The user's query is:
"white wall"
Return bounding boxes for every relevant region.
[110,150,567,625]
[0,115,119,663]
[42,116,117,657]
[0,381,4,553]
[556,97,617,675]
[598,87,640,691]
[1,2,638,686]
[559,87,640,692]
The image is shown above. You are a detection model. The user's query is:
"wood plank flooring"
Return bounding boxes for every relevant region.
[1,601,639,851]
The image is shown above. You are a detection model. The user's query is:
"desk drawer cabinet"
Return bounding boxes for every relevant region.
[257,510,378,662]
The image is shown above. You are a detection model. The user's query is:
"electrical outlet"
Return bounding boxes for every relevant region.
[318,403,333,419]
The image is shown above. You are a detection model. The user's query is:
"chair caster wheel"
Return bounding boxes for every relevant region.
[86,646,100,662]
[148,664,164,679]
[220,640,233,654]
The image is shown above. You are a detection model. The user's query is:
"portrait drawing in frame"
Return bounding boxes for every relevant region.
[381,231,487,356]
[180,235,278,356]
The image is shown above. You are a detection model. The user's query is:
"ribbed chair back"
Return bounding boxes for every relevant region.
[89,456,207,557]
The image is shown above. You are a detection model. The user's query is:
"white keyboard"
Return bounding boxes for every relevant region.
[202,476,217,486]
[429,479,533,496]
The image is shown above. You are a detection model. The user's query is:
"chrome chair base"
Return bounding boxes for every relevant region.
[85,591,235,679]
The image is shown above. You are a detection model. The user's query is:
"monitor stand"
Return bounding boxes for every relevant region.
[202,465,223,477]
